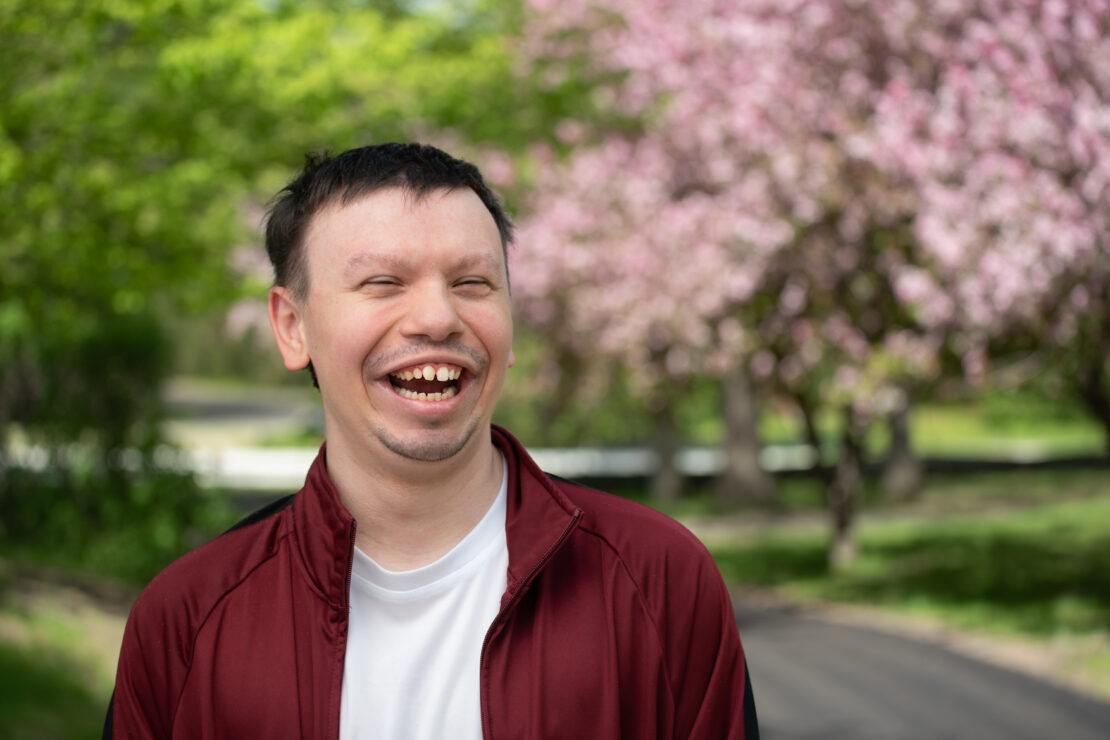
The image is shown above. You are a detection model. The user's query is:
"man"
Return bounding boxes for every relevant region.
[107,143,758,739]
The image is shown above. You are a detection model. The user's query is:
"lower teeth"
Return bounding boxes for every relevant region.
[395,386,456,401]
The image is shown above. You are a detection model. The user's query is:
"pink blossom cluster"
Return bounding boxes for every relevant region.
[512,0,1108,409]
[511,136,788,392]
[874,1,1108,343]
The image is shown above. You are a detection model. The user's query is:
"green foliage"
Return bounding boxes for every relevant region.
[152,0,524,163]
[2,0,239,453]
[6,313,170,451]
[0,456,232,587]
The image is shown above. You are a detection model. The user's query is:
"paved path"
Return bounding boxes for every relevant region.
[737,606,1110,740]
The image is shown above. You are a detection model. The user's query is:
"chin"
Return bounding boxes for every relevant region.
[373,421,480,463]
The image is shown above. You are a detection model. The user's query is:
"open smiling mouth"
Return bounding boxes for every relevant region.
[387,363,465,402]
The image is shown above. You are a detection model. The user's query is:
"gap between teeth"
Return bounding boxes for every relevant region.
[395,386,458,401]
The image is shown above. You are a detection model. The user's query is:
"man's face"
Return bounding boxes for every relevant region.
[272,187,514,462]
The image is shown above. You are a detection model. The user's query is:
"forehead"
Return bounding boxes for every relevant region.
[302,186,504,281]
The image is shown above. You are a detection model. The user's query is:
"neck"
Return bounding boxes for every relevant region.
[324,426,503,571]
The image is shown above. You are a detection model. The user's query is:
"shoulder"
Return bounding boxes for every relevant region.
[547,474,738,661]
[549,474,724,595]
[112,496,298,733]
[124,495,296,660]
[543,475,750,739]
[552,474,713,558]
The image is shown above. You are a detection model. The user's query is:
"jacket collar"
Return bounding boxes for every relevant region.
[291,425,582,609]
[492,425,583,601]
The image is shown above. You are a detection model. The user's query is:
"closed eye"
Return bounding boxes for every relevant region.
[454,277,495,291]
[359,277,403,292]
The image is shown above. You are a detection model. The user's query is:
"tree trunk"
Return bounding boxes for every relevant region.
[1076,349,1110,459]
[880,392,924,500]
[0,434,10,538]
[827,403,867,570]
[650,399,682,503]
[538,349,582,438]
[1071,277,1110,458]
[717,363,774,505]
[794,391,832,487]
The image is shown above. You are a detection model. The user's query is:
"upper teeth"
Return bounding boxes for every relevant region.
[390,364,463,381]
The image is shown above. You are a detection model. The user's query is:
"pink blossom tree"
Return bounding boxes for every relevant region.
[871,0,1110,454]
[514,138,786,502]
[513,0,1107,564]
[515,0,933,562]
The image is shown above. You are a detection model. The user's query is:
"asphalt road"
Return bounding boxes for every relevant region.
[737,606,1110,740]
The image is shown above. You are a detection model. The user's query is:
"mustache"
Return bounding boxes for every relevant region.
[368,340,488,376]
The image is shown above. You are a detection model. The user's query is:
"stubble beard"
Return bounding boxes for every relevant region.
[372,416,483,462]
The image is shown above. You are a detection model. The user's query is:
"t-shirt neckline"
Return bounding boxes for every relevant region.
[351,452,507,595]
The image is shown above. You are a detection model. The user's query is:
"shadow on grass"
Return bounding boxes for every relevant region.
[713,538,830,585]
[833,528,1110,634]
[0,638,105,739]
[713,520,1110,635]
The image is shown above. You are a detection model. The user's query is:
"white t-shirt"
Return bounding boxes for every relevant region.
[339,460,509,740]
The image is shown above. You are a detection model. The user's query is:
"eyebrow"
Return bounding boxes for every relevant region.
[342,251,504,278]
[343,251,405,277]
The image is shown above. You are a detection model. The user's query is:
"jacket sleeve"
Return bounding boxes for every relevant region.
[667,550,759,739]
[106,588,193,739]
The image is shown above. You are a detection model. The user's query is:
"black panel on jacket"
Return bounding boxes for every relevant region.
[745,658,761,738]
[224,493,297,534]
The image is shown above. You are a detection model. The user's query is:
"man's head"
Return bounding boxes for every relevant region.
[264,144,516,464]
[265,143,514,300]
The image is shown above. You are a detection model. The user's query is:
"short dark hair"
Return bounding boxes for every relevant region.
[264,142,514,298]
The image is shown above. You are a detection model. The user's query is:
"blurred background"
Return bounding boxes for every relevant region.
[1,1,1108,738]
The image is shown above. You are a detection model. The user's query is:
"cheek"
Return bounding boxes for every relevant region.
[468,300,513,345]
[477,316,514,361]
[306,302,392,370]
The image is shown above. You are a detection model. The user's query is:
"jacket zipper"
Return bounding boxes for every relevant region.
[477,509,583,739]
[343,520,357,604]
[334,519,357,740]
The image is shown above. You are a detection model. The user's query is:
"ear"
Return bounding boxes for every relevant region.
[507,348,516,369]
[268,286,310,371]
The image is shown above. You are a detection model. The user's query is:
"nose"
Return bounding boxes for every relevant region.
[398,280,464,342]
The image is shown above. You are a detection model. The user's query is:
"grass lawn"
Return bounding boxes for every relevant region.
[0,640,105,739]
[702,472,1110,695]
[897,402,1105,458]
[713,496,1110,634]
[708,474,1110,635]
[759,394,1105,459]
[0,574,118,739]
[638,466,1110,522]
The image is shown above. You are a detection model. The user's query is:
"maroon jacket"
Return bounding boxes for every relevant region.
[108,426,757,738]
